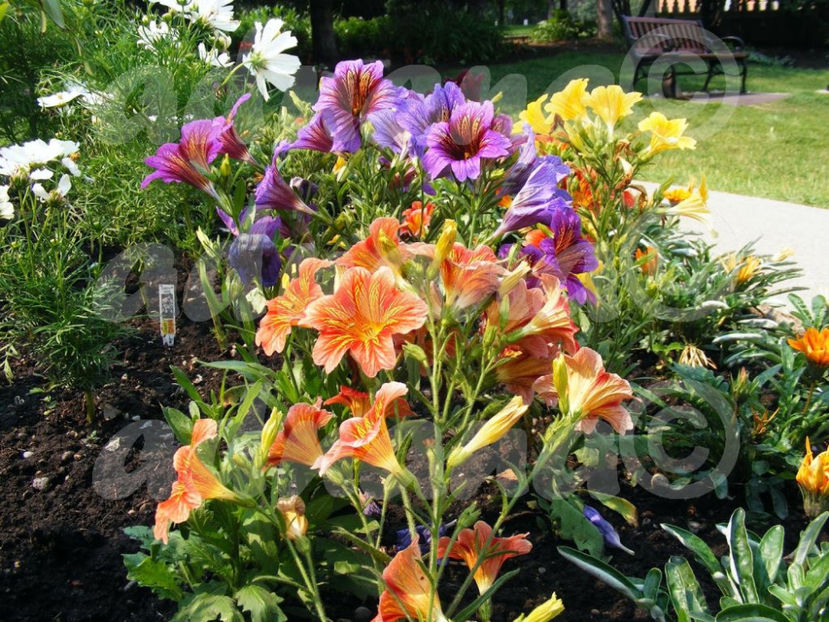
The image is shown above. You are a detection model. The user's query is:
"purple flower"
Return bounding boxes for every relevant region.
[518,208,598,304]
[290,113,335,153]
[141,120,221,197]
[313,59,404,153]
[421,100,512,182]
[583,505,634,555]
[371,109,412,154]
[399,82,465,156]
[494,159,571,236]
[396,524,448,553]
[227,216,283,287]
[212,93,256,165]
[254,153,315,215]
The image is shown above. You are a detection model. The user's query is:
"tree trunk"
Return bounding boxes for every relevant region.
[497,0,505,24]
[596,0,614,40]
[547,0,555,19]
[309,0,338,68]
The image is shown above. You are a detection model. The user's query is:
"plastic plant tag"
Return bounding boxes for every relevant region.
[159,284,176,346]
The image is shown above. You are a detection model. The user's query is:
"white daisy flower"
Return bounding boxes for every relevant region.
[0,185,13,220]
[29,168,54,181]
[198,42,232,67]
[32,174,72,203]
[138,20,176,49]
[0,139,79,177]
[242,19,300,101]
[61,156,82,177]
[189,0,239,34]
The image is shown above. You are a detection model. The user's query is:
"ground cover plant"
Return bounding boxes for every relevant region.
[0,1,827,621]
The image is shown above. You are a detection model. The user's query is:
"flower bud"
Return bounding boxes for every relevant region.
[277,496,308,540]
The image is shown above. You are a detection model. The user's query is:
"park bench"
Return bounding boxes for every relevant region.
[621,16,748,98]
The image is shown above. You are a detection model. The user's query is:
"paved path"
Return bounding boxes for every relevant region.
[679,189,829,305]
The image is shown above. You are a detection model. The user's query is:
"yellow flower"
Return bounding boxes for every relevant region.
[447,396,527,469]
[663,175,708,223]
[720,253,762,285]
[663,186,691,204]
[518,94,553,135]
[584,85,642,132]
[797,437,829,517]
[679,343,716,369]
[544,78,589,122]
[277,496,309,540]
[788,327,829,368]
[514,593,565,622]
[638,111,696,156]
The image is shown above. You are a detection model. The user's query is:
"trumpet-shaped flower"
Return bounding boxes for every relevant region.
[544,78,589,122]
[256,257,331,355]
[324,385,413,418]
[141,120,221,198]
[437,520,532,594]
[267,401,334,467]
[513,593,565,621]
[276,495,309,540]
[422,100,513,182]
[447,396,528,468]
[538,348,634,434]
[494,159,571,237]
[336,217,414,272]
[496,350,558,405]
[797,437,829,517]
[399,82,466,156]
[635,246,658,276]
[242,19,301,100]
[638,112,696,155]
[662,175,708,223]
[300,266,428,377]
[255,152,315,214]
[314,59,404,153]
[399,201,435,238]
[212,93,255,164]
[584,85,642,132]
[373,536,448,622]
[518,94,553,135]
[788,327,829,368]
[440,243,503,310]
[154,419,238,543]
[314,382,409,477]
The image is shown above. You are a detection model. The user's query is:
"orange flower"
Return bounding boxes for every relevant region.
[634,246,658,276]
[256,258,331,356]
[788,327,829,368]
[374,536,447,622]
[441,243,503,310]
[536,348,633,434]
[314,382,409,478]
[324,385,413,418]
[300,266,428,377]
[496,350,557,405]
[266,400,334,467]
[154,419,238,543]
[337,217,414,272]
[797,437,829,517]
[399,201,435,238]
[487,277,578,358]
[437,521,532,594]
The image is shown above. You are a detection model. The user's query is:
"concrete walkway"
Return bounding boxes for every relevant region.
[679,189,829,305]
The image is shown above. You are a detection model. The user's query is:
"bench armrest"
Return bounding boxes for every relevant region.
[720,35,745,51]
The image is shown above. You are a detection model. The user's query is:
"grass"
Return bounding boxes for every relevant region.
[478,49,829,207]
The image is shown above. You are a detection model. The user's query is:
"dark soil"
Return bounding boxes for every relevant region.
[0,314,813,622]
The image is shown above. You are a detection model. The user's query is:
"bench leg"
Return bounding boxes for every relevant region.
[662,67,677,99]
[739,60,747,94]
[702,61,716,92]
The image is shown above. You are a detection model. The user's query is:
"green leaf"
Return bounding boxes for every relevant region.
[661,523,735,598]
[40,0,65,28]
[549,498,604,557]
[714,603,791,622]
[793,512,829,569]
[665,556,709,622]
[588,490,638,527]
[163,407,193,445]
[0,3,9,23]
[235,585,286,622]
[125,557,182,601]
[453,568,519,622]
[726,509,759,603]
[757,525,784,589]
[172,594,243,622]
[557,546,644,602]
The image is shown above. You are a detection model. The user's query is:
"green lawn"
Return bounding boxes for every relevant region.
[478,51,829,207]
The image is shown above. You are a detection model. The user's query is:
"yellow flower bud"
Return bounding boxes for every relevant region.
[514,593,564,622]
[277,496,308,540]
[447,396,527,469]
